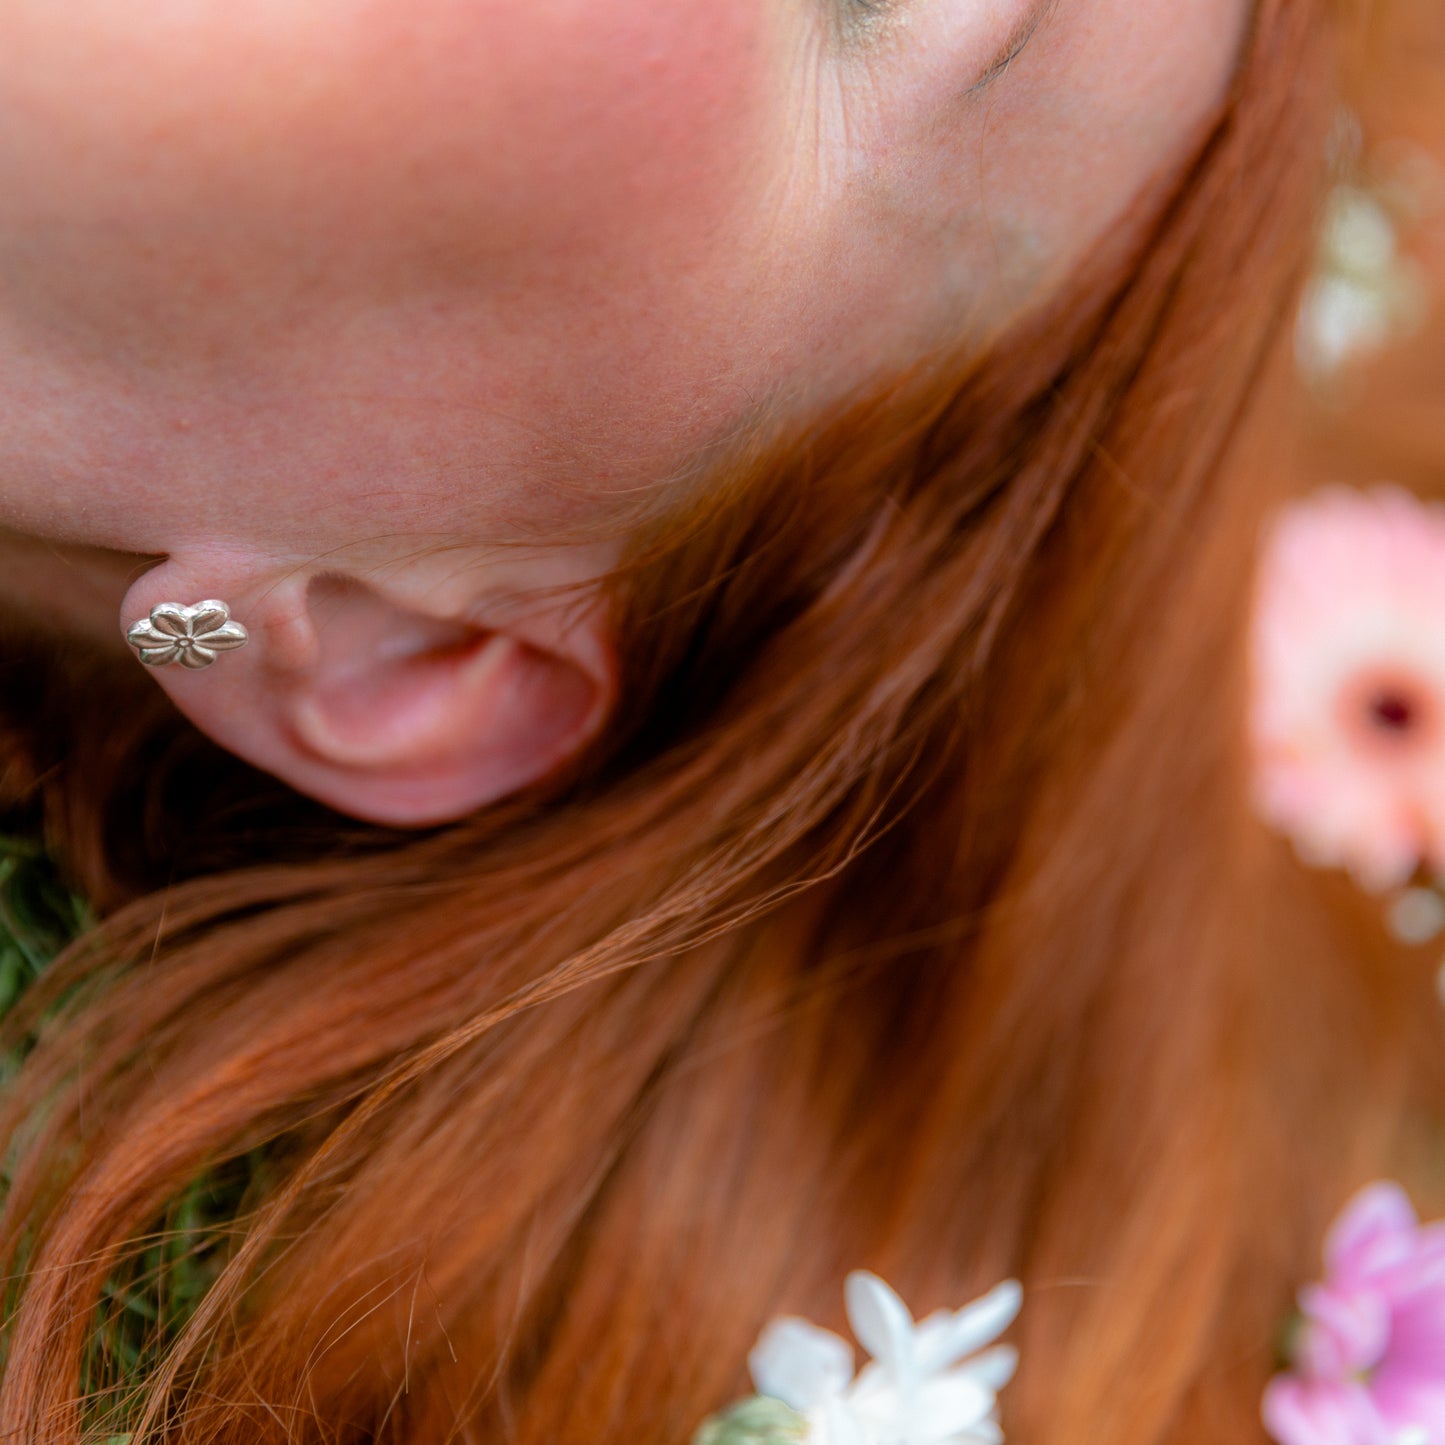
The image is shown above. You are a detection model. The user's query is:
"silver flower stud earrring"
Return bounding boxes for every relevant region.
[126,600,249,670]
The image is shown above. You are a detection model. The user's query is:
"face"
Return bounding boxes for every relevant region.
[0,0,1250,822]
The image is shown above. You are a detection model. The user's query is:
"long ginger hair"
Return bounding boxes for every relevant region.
[0,2,1412,1441]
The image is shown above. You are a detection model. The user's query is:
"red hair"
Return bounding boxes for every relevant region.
[0,2,1411,1441]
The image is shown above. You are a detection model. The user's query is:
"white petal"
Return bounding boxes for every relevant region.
[751,1318,855,1412]
[909,1373,996,1439]
[949,1345,1017,1394]
[952,1420,1003,1445]
[846,1360,891,1410]
[914,1282,1022,1375]
[814,1400,872,1445]
[847,1373,994,1444]
[845,1273,917,1376]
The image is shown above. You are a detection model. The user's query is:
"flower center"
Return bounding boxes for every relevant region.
[1338,667,1440,754]
[1369,689,1418,734]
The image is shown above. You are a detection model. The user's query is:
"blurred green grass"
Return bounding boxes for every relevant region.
[0,835,261,1436]
[0,833,92,1017]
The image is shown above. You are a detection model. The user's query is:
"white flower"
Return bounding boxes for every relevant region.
[1384,886,1445,945]
[749,1316,868,1445]
[1295,185,1427,382]
[747,1273,1022,1445]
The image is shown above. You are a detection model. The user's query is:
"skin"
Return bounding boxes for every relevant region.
[0,0,1250,821]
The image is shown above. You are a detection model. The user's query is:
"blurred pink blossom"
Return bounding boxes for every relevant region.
[1251,486,1445,891]
[1263,1183,1445,1445]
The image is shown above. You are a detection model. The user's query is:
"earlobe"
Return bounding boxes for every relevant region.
[119,563,614,827]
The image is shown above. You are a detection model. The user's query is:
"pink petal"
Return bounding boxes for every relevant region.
[1326,1184,1419,1287]
[1250,488,1445,887]
[1346,818,1431,895]
[1258,760,1424,893]
[1418,787,1445,878]
[1263,1377,1395,1445]
[1380,1288,1445,1376]
[1370,1372,1445,1442]
[1382,1226,1445,1295]
[1296,1284,1390,1377]
[1310,783,1423,894]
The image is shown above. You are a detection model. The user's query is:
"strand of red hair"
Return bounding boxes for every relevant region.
[0,2,1416,1442]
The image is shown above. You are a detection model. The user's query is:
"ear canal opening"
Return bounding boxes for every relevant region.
[295,573,503,762]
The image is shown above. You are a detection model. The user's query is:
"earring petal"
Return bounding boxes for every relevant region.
[187,601,232,634]
[127,620,173,649]
[198,622,249,651]
[148,604,192,638]
[178,645,216,669]
[136,642,184,667]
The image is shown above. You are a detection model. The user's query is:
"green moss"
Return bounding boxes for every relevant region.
[692,1397,811,1445]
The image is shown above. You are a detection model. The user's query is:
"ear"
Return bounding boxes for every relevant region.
[118,563,615,826]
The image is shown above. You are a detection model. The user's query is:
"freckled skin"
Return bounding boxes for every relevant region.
[0,0,1247,580]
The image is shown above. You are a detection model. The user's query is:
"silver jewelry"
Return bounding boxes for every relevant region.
[126,599,249,670]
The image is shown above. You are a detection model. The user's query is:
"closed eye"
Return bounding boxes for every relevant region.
[839,0,1058,90]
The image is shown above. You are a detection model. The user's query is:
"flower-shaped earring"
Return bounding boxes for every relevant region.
[126,600,249,670]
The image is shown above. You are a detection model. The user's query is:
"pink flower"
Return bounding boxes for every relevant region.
[1251,487,1445,892]
[1263,1183,1445,1445]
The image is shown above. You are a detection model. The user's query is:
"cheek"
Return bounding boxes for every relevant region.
[0,0,779,290]
[457,5,774,230]
[324,0,781,262]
